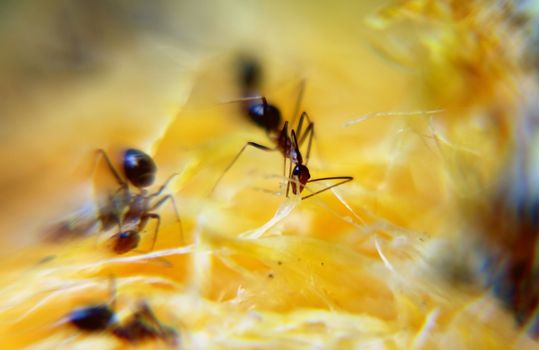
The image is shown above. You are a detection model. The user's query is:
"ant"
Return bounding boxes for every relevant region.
[68,279,178,345]
[213,58,316,193]
[95,148,183,254]
[212,106,352,199]
[213,58,352,198]
[212,101,352,199]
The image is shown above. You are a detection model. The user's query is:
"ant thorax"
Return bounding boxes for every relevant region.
[122,193,149,228]
[287,145,302,165]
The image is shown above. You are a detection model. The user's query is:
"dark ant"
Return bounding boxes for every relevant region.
[212,102,352,199]
[96,148,183,254]
[68,279,178,345]
[213,59,351,199]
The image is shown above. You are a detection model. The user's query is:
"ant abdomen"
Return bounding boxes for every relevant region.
[247,102,282,133]
[123,149,157,188]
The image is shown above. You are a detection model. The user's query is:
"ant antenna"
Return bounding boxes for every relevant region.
[301,176,354,200]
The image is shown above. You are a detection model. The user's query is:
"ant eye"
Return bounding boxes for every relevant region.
[123,149,157,188]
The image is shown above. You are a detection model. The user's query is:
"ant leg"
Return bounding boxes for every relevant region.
[139,213,160,251]
[296,111,314,144]
[296,113,315,166]
[95,149,127,188]
[285,159,294,198]
[149,173,179,199]
[290,79,306,127]
[211,141,275,195]
[301,176,353,200]
[303,123,315,166]
[149,194,183,245]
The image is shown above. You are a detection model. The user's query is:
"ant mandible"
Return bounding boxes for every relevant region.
[95,148,183,254]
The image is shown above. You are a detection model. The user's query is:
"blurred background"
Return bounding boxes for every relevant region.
[0,0,538,348]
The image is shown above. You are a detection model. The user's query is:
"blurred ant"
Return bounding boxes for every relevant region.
[68,279,178,345]
[234,55,304,137]
[96,148,183,254]
[211,105,317,195]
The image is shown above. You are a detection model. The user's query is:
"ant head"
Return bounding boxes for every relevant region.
[291,164,311,194]
[113,230,140,254]
[123,149,157,188]
[247,101,282,133]
[69,304,115,331]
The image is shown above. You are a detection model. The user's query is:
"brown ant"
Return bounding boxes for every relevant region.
[68,279,178,345]
[96,148,182,254]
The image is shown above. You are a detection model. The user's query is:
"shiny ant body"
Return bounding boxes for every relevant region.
[68,280,178,345]
[96,148,182,254]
